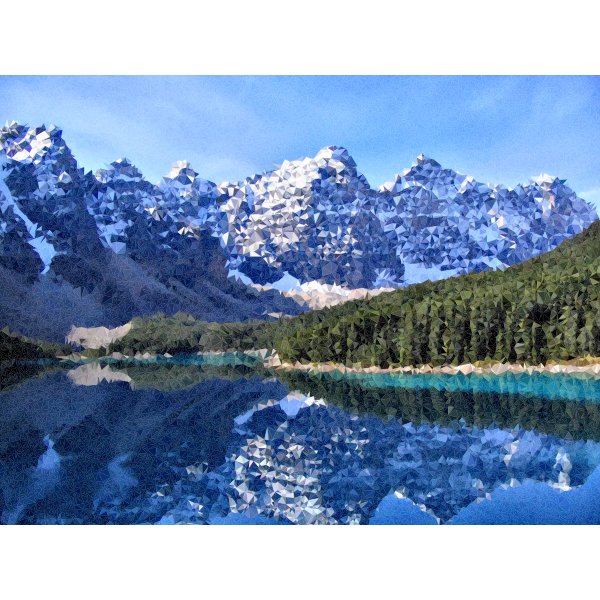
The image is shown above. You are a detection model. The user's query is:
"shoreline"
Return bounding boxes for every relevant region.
[56,348,600,378]
[264,354,600,377]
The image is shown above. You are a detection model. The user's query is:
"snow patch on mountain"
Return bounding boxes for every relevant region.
[2,121,598,308]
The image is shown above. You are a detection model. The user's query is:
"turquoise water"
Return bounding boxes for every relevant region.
[315,368,600,403]
[1,358,599,524]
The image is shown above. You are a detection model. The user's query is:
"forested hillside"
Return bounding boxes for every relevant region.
[0,326,72,361]
[274,219,600,367]
[107,312,275,357]
[109,219,600,369]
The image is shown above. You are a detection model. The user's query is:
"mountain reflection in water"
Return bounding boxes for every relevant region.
[1,358,600,525]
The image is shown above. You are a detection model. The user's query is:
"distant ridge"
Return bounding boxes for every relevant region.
[0,121,597,341]
[267,218,600,369]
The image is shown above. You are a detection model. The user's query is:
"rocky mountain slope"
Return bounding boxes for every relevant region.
[0,120,597,342]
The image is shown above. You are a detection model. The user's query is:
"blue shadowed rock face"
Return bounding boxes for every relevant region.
[86,158,157,256]
[0,123,305,336]
[86,159,256,299]
[377,154,597,278]
[0,122,104,260]
[1,121,597,323]
[0,191,43,283]
[86,141,599,289]
[0,122,108,296]
[214,150,598,287]
[214,146,395,287]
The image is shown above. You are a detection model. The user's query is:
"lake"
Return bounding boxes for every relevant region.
[1,356,600,525]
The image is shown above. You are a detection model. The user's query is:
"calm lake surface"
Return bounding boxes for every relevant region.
[2,356,600,525]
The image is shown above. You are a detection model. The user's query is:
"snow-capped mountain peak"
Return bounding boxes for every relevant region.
[2,122,598,297]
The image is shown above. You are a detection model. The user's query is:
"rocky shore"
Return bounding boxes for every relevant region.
[264,354,600,378]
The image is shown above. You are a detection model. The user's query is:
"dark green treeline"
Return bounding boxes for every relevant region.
[108,313,277,357]
[109,220,600,369]
[272,219,600,367]
[0,327,72,362]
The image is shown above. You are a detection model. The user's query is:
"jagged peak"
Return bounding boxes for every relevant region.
[378,157,575,197]
[379,155,448,193]
[217,145,363,190]
[312,145,358,171]
[413,153,442,168]
[266,145,355,174]
[528,173,568,189]
[0,121,71,165]
[162,160,199,184]
[96,158,147,182]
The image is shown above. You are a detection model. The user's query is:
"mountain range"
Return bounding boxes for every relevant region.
[0,121,597,342]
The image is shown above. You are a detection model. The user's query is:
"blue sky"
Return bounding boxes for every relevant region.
[3,75,599,281]
[1,76,600,211]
